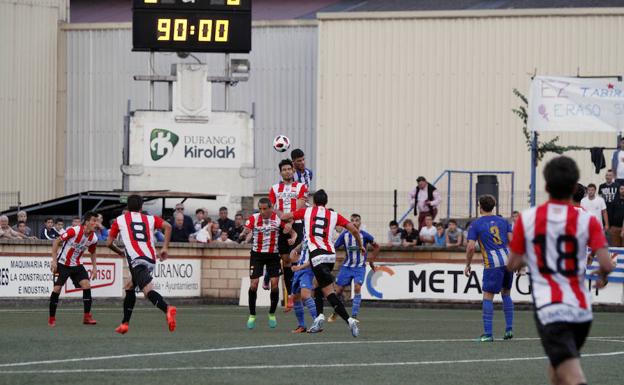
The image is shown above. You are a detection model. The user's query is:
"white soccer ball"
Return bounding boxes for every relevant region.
[273,135,290,153]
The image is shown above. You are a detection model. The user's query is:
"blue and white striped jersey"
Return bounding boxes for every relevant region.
[335,230,375,268]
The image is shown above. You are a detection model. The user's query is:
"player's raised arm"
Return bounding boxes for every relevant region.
[344,221,364,254]
[106,220,125,257]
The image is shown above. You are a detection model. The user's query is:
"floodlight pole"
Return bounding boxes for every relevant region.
[530,131,538,207]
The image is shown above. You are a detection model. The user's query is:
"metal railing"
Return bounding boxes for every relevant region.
[0,191,20,212]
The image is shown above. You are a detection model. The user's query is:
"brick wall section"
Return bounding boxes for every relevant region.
[0,240,480,299]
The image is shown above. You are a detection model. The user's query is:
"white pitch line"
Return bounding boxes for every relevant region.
[1,351,623,375]
[1,337,623,368]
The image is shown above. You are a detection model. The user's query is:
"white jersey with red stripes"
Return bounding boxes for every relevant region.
[244,212,282,254]
[268,182,308,214]
[510,200,607,325]
[293,206,349,265]
[57,226,98,267]
[109,211,164,267]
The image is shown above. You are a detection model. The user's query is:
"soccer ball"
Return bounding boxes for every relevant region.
[273,135,290,152]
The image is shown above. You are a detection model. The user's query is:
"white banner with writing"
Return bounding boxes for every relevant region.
[528,76,624,132]
[144,259,201,297]
[361,263,622,304]
[0,257,123,298]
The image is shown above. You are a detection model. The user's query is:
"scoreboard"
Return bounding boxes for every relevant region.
[132,0,252,53]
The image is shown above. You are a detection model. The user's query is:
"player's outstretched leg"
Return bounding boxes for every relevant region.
[115,288,136,334]
[145,288,175,332]
[48,288,61,327]
[325,290,359,337]
[314,287,324,316]
[293,299,306,333]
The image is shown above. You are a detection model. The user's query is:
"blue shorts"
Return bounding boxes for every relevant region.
[482,266,513,294]
[336,266,366,287]
[291,269,314,295]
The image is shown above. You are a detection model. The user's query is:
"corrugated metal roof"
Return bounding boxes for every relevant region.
[345,0,624,12]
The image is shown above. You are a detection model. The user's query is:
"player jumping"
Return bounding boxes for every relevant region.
[508,156,614,385]
[289,240,318,333]
[281,189,364,337]
[464,195,514,341]
[106,195,176,334]
[48,211,99,327]
[328,213,379,322]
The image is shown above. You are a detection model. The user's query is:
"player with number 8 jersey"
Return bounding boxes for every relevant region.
[107,195,177,335]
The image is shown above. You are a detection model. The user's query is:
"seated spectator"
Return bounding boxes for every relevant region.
[16,221,36,239]
[70,217,81,228]
[419,214,437,246]
[11,211,32,237]
[387,220,403,246]
[194,208,206,233]
[445,219,463,248]
[229,213,245,242]
[155,229,165,242]
[211,222,221,240]
[54,218,65,236]
[192,219,213,243]
[94,214,109,240]
[214,230,235,244]
[171,212,192,242]
[0,215,25,239]
[217,206,235,234]
[401,219,419,247]
[40,217,59,240]
[434,223,446,247]
[169,203,194,231]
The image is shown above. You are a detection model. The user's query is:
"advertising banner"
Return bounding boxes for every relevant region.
[148,259,201,297]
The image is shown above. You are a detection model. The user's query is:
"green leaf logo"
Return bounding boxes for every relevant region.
[149,129,179,161]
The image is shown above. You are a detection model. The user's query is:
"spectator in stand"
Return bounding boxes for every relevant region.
[171,212,192,242]
[401,219,419,247]
[445,219,463,248]
[612,138,624,185]
[599,169,619,209]
[70,217,81,228]
[211,222,221,240]
[16,222,36,239]
[387,220,403,246]
[229,213,245,242]
[607,184,624,246]
[94,214,109,240]
[419,214,437,246]
[0,215,25,239]
[434,223,446,247]
[291,148,314,189]
[217,207,235,234]
[54,218,65,236]
[581,183,608,228]
[509,211,520,232]
[169,203,194,231]
[214,230,235,244]
[410,176,442,229]
[194,208,206,233]
[40,217,58,240]
[11,211,32,237]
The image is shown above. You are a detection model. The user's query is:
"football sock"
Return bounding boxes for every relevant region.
[248,288,257,316]
[283,266,293,297]
[122,289,136,323]
[269,288,279,314]
[49,292,60,317]
[314,288,324,315]
[352,294,362,317]
[147,290,168,313]
[327,293,350,323]
[502,295,514,332]
[304,297,318,319]
[294,300,305,327]
[82,289,92,314]
[483,299,494,336]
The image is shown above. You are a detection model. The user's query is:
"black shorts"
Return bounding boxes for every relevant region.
[312,262,335,289]
[536,318,592,368]
[129,264,154,291]
[250,251,281,279]
[54,264,89,288]
[277,222,304,255]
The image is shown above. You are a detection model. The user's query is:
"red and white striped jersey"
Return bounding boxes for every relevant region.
[109,212,164,267]
[268,182,308,214]
[293,206,349,255]
[245,212,282,254]
[510,201,607,325]
[57,226,98,267]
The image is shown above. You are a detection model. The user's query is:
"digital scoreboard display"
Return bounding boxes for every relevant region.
[132,0,252,53]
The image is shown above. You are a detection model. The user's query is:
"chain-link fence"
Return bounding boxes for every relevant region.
[0,191,20,212]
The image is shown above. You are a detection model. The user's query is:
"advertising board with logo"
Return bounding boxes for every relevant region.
[143,259,201,297]
[361,262,623,305]
[0,257,123,298]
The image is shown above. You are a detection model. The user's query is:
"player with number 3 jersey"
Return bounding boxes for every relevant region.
[106,195,176,335]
